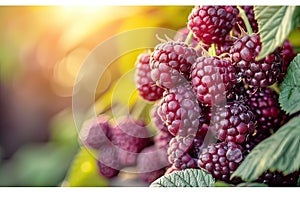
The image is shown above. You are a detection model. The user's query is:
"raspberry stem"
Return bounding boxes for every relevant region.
[237,6,253,35]
[209,43,217,56]
[184,31,193,45]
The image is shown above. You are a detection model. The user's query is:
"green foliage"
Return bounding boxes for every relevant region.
[64,147,108,187]
[232,116,300,181]
[214,181,233,187]
[150,169,215,187]
[279,54,300,114]
[254,6,300,60]
[0,143,75,186]
[237,182,267,187]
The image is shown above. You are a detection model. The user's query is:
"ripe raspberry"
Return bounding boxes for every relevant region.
[230,34,282,88]
[111,118,153,166]
[188,123,209,158]
[97,144,120,178]
[190,56,237,106]
[245,88,286,133]
[135,52,164,101]
[154,131,174,165]
[226,82,246,102]
[242,131,271,155]
[174,27,207,56]
[157,83,203,136]
[154,131,174,150]
[137,146,166,183]
[150,41,197,89]
[167,134,197,170]
[198,142,244,182]
[234,6,258,34]
[216,38,234,56]
[278,40,296,82]
[257,170,299,187]
[151,104,169,134]
[212,100,256,144]
[81,116,111,150]
[188,6,239,45]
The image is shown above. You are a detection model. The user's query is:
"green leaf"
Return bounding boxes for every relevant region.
[215,181,233,187]
[254,6,300,60]
[150,168,215,187]
[231,116,300,181]
[279,54,300,115]
[237,182,268,187]
[64,147,108,187]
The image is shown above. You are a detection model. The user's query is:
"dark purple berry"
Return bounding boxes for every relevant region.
[167,134,197,170]
[135,52,164,101]
[150,41,197,89]
[198,142,244,183]
[188,6,239,45]
[257,170,299,187]
[137,146,166,183]
[97,144,120,178]
[245,88,286,133]
[81,115,111,150]
[157,83,203,136]
[212,100,256,144]
[151,104,169,134]
[230,34,283,88]
[234,6,258,34]
[191,56,238,106]
[278,40,296,82]
[111,117,153,167]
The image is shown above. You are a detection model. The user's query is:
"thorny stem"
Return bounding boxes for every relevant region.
[237,6,253,35]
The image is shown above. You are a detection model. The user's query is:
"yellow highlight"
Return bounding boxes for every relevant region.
[81,161,92,173]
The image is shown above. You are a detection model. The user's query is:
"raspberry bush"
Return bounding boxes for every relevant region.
[67,6,300,187]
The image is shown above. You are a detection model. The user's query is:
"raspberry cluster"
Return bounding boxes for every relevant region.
[132,5,296,186]
[81,5,298,187]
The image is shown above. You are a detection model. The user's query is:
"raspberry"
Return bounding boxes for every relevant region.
[188,123,209,158]
[167,134,197,170]
[242,131,271,155]
[151,104,169,134]
[81,115,111,150]
[97,144,120,178]
[234,6,258,34]
[154,131,174,165]
[198,142,244,183]
[226,82,246,102]
[212,100,256,144]
[137,146,166,183]
[157,83,203,136]
[257,170,299,187]
[174,27,207,56]
[150,41,197,89]
[135,52,164,101]
[230,34,283,88]
[111,118,153,166]
[216,38,234,56]
[190,56,237,106]
[154,131,174,150]
[188,6,239,45]
[278,40,296,82]
[245,88,286,133]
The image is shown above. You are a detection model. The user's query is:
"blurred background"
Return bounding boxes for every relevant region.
[0,6,193,186]
[0,6,299,187]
